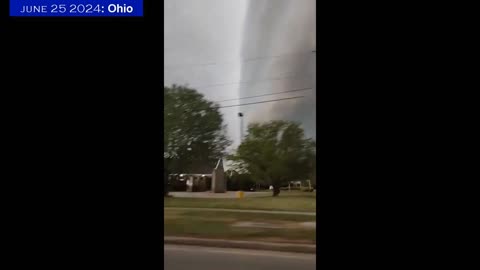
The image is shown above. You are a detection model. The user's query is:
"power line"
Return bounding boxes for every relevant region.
[164,51,313,70]
[216,87,313,102]
[185,72,311,89]
[165,51,311,70]
[219,96,305,108]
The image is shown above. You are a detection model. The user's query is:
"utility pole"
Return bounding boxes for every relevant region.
[238,112,244,143]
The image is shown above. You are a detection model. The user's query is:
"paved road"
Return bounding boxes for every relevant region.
[165,207,316,216]
[165,244,316,270]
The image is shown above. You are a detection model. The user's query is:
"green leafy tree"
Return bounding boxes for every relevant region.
[228,121,315,196]
[164,85,231,193]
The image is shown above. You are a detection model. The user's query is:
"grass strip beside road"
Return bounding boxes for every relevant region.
[164,191,316,212]
[164,208,316,244]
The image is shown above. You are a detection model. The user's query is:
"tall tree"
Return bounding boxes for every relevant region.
[229,121,315,196]
[164,85,230,179]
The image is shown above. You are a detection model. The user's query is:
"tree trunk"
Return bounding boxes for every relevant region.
[164,171,169,197]
[272,185,280,196]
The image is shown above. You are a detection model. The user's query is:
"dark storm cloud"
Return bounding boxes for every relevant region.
[164,0,316,151]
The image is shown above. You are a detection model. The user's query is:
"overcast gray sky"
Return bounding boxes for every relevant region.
[164,0,316,155]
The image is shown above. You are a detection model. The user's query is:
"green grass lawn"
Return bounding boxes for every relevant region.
[164,191,316,212]
[164,208,316,244]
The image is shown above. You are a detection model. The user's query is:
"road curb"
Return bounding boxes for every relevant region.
[164,207,316,216]
[164,237,316,254]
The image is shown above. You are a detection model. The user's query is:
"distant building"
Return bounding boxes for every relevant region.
[168,173,212,192]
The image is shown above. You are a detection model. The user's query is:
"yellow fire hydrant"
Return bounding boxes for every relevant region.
[236,191,244,199]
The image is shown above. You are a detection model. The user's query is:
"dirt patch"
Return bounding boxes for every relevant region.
[231,221,316,230]
[232,221,285,229]
[299,222,316,229]
[254,237,316,244]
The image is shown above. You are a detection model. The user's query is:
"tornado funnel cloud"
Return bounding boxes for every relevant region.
[238,0,316,140]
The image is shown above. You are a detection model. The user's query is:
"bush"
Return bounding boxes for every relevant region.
[226,176,240,191]
[227,173,255,191]
[170,180,187,191]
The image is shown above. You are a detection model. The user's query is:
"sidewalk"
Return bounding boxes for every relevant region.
[165,207,316,216]
[164,236,316,254]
